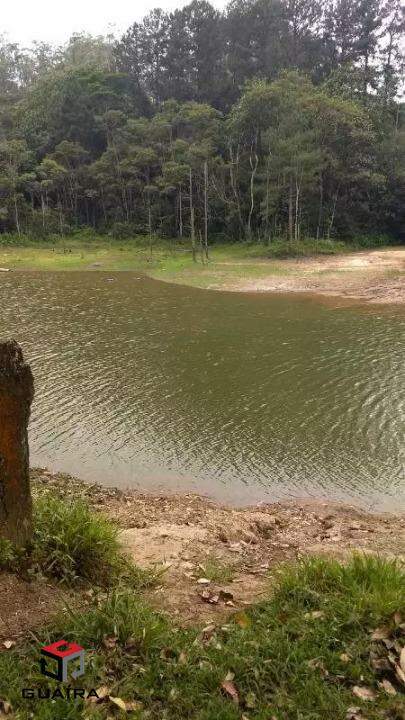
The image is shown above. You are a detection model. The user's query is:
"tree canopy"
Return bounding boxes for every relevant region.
[0,0,403,244]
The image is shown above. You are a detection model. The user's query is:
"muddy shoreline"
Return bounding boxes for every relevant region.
[1,467,404,642]
[211,248,405,305]
[33,468,405,623]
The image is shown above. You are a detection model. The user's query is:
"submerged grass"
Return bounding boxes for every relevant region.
[0,554,403,719]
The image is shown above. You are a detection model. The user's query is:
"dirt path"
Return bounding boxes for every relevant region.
[2,468,402,642]
[214,249,405,304]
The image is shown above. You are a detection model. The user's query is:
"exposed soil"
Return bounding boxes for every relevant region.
[215,249,405,304]
[2,467,402,643]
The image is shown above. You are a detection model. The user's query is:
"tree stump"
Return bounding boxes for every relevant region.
[0,340,34,546]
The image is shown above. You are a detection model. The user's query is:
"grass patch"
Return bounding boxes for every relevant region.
[0,555,403,719]
[2,492,153,589]
[32,494,122,585]
[197,555,236,584]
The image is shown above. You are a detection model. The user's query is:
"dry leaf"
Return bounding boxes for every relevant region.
[378,679,397,696]
[197,578,211,585]
[178,651,187,665]
[109,696,127,711]
[86,685,111,704]
[234,612,251,629]
[103,635,118,649]
[371,626,391,641]
[2,641,14,650]
[160,647,177,660]
[346,707,362,720]
[0,700,11,716]
[352,685,376,701]
[370,656,390,672]
[400,646,405,673]
[395,663,405,686]
[221,679,239,705]
[340,653,351,663]
[393,611,403,626]
[304,610,324,620]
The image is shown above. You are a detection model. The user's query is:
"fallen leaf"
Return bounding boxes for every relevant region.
[0,700,11,716]
[393,611,403,626]
[86,686,111,704]
[340,653,351,663]
[346,707,362,720]
[103,635,118,649]
[197,578,211,585]
[395,663,405,686]
[371,626,391,641]
[400,646,405,673]
[160,647,177,660]
[126,700,143,711]
[2,641,14,650]
[304,610,325,620]
[221,679,239,705]
[234,612,251,629]
[370,656,390,672]
[378,679,397,696]
[109,696,127,711]
[352,685,376,701]
[178,651,187,665]
[200,590,219,604]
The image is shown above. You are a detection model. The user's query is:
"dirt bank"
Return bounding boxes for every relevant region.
[215,248,405,304]
[2,468,403,644]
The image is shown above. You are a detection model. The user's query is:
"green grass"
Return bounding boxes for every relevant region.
[2,492,152,588]
[32,494,122,585]
[0,555,403,719]
[197,555,236,584]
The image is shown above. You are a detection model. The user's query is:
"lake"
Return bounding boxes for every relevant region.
[1,271,404,510]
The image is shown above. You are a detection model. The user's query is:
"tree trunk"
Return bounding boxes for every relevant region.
[148,198,153,259]
[316,173,323,240]
[179,186,183,238]
[247,143,259,239]
[14,195,21,237]
[288,177,293,242]
[189,169,196,262]
[203,160,209,260]
[0,341,34,547]
[295,177,300,242]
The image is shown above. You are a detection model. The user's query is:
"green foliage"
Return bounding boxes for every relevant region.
[0,537,17,570]
[32,494,121,584]
[0,2,403,244]
[0,555,403,719]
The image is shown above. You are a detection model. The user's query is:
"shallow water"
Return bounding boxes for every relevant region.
[1,271,404,510]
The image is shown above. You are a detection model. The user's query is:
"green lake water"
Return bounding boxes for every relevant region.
[1,271,404,510]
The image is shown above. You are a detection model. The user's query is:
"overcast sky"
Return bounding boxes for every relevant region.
[3,0,226,47]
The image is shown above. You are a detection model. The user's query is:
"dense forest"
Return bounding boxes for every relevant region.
[0,0,404,246]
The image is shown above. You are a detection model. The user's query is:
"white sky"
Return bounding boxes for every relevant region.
[2,0,226,47]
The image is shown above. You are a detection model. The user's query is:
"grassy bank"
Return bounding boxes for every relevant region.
[0,550,404,718]
[0,490,404,719]
[0,236,358,285]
